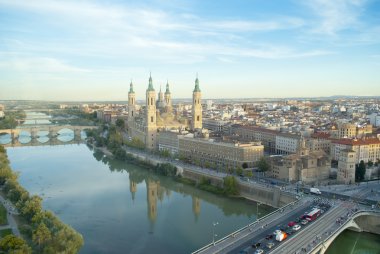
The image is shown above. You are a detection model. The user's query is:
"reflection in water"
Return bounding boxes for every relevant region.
[0,134,11,144]
[8,145,275,254]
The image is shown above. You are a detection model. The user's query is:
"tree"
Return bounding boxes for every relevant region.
[368,160,374,167]
[223,176,239,195]
[355,160,366,181]
[257,157,269,172]
[245,171,253,178]
[242,162,248,169]
[236,167,243,176]
[0,234,31,253]
[32,222,52,249]
[21,195,43,222]
[115,118,125,129]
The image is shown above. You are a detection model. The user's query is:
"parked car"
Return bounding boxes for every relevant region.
[293,224,301,231]
[252,242,261,248]
[301,220,308,225]
[265,234,273,240]
[288,221,296,227]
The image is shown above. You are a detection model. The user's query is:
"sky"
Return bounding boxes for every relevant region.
[0,0,379,101]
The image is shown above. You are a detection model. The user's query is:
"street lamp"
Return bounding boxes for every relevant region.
[212,222,219,245]
[256,202,261,220]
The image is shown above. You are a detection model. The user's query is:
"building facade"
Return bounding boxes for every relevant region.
[178,135,264,170]
[337,149,356,184]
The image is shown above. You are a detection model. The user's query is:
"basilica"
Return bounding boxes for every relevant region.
[127,75,203,150]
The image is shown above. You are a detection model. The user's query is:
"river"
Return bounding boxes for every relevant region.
[6,144,275,253]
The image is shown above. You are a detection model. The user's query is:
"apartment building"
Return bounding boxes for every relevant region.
[337,149,356,184]
[178,135,264,169]
[229,125,277,153]
[331,137,380,163]
[275,133,301,155]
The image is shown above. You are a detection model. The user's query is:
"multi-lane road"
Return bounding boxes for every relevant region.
[225,199,333,254]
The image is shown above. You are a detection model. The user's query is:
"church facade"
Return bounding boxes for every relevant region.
[127,75,202,150]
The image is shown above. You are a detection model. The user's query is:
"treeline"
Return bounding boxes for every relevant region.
[195,176,240,196]
[0,146,83,253]
[0,110,26,129]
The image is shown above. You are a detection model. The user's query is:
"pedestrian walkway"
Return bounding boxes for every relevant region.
[0,194,21,237]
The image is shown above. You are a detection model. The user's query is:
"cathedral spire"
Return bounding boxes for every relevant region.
[165,80,170,94]
[194,74,201,92]
[147,73,154,91]
[129,80,134,93]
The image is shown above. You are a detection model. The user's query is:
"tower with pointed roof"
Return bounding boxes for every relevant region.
[128,81,136,128]
[164,80,172,113]
[191,75,202,130]
[146,74,157,149]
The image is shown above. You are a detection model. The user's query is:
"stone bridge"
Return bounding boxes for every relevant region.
[0,125,97,145]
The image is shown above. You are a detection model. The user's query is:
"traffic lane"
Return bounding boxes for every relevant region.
[226,204,315,254]
[253,203,332,254]
[272,205,342,254]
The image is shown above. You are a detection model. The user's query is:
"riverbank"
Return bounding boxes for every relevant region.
[90,143,240,197]
[0,145,83,253]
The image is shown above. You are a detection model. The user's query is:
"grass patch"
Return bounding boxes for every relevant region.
[0,203,7,225]
[198,184,225,195]
[175,177,196,186]
[0,228,12,238]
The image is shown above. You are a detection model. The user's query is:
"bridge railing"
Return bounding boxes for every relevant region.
[307,209,380,254]
[191,198,300,254]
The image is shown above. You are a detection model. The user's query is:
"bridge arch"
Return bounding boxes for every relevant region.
[313,211,380,254]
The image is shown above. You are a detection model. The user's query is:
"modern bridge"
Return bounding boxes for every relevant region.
[192,199,380,254]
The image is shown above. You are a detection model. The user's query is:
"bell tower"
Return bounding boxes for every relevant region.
[128,81,135,127]
[191,75,202,130]
[145,73,157,149]
[164,80,172,113]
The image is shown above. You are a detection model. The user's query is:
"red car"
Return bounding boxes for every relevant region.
[288,221,296,227]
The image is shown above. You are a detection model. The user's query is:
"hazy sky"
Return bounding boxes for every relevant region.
[0,0,379,101]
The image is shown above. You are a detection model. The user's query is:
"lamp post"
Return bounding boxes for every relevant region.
[256,202,261,220]
[212,222,219,246]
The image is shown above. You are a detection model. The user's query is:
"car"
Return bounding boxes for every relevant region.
[252,242,261,248]
[285,229,293,235]
[266,242,275,249]
[273,229,282,235]
[288,221,296,227]
[301,220,308,225]
[293,224,301,231]
[265,234,273,240]
[254,249,264,254]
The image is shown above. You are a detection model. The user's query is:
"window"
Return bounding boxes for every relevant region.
[132,111,134,117]
[197,116,200,121]
[151,116,154,122]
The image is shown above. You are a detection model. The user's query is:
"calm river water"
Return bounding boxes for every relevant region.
[6,144,274,253]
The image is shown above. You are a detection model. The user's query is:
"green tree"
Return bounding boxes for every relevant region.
[236,166,243,176]
[245,171,253,178]
[223,176,239,195]
[257,157,269,172]
[32,222,52,249]
[21,195,42,222]
[115,118,125,129]
[355,160,366,181]
[368,160,374,167]
[0,234,31,253]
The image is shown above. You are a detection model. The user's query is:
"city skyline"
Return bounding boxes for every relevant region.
[1,0,380,101]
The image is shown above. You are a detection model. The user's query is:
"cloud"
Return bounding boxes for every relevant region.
[305,0,367,35]
[0,56,89,73]
[0,0,320,63]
